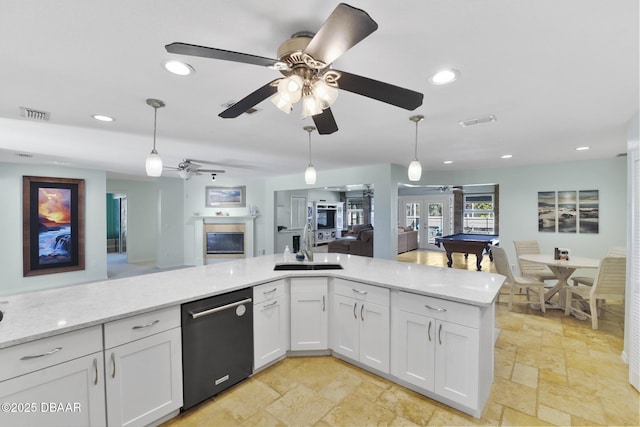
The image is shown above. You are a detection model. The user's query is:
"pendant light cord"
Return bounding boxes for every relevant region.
[308,130,313,166]
[414,119,419,160]
[152,107,158,153]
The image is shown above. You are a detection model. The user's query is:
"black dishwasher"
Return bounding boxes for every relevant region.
[181,287,253,410]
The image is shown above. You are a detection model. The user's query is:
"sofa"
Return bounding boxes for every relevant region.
[327,224,374,257]
[398,226,418,254]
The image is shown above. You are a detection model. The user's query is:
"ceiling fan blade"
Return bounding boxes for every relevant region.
[218,80,279,118]
[198,168,226,173]
[303,3,378,67]
[336,70,424,110]
[165,42,282,68]
[313,108,339,135]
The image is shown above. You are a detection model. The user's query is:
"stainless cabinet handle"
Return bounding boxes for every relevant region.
[190,298,253,319]
[263,288,277,295]
[20,347,62,360]
[353,302,358,319]
[352,288,368,295]
[360,304,365,322]
[132,319,160,330]
[93,358,99,385]
[263,300,278,308]
[438,324,443,345]
[428,321,432,342]
[111,352,116,378]
[425,304,447,313]
[322,295,325,312]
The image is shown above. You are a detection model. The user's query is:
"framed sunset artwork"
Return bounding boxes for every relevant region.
[22,176,85,276]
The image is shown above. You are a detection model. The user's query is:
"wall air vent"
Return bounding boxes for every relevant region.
[20,107,50,121]
[459,115,496,127]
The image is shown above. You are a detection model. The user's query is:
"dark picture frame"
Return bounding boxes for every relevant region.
[23,176,85,276]
[205,186,246,208]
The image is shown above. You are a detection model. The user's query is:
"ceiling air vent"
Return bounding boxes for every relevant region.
[220,101,260,115]
[20,107,50,121]
[459,115,496,127]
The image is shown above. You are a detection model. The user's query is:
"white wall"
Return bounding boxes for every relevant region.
[0,163,107,296]
[107,179,160,264]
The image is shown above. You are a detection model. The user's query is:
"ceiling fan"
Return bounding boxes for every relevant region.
[165,3,424,135]
[165,159,225,180]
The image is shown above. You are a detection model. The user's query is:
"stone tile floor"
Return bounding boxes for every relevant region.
[162,251,639,426]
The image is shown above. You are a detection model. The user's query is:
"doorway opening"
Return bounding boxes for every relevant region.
[107,193,128,275]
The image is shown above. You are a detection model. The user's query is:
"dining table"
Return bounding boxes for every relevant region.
[517,253,600,312]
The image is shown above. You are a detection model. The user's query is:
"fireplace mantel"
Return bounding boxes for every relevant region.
[193,216,257,265]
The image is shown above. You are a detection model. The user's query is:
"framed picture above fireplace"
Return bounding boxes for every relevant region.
[205,186,246,208]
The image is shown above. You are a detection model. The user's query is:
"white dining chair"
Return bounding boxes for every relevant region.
[571,246,626,287]
[564,256,626,329]
[513,240,556,282]
[492,246,546,313]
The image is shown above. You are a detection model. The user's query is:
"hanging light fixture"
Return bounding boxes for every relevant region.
[407,115,424,181]
[303,125,317,185]
[145,98,166,177]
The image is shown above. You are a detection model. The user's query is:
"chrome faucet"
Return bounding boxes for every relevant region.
[303,222,314,262]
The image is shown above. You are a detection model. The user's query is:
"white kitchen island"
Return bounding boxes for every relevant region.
[0,254,504,426]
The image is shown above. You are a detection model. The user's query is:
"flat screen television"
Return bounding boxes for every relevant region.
[317,209,336,229]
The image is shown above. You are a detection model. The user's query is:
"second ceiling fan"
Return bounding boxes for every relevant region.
[166,3,424,135]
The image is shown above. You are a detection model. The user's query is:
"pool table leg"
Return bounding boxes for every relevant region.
[446,252,453,268]
[475,254,483,271]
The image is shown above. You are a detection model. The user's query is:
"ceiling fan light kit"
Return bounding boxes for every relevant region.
[408,115,424,182]
[165,3,423,135]
[145,98,166,177]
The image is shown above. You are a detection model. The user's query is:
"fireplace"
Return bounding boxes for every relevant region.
[204,223,245,259]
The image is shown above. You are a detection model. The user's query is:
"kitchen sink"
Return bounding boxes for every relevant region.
[273,263,343,271]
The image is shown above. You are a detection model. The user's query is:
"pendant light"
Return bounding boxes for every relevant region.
[303,125,317,185]
[408,114,424,181]
[145,98,166,177]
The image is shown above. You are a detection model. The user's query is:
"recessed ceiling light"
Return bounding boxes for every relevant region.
[501,154,513,159]
[575,146,590,151]
[429,69,459,85]
[443,160,453,164]
[163,60,195,76]
[92,114,114,122]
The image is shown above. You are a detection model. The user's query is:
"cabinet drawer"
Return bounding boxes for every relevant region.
[396,291,480,329]
[104,306,180,349]
[334,279,389,306]
[0,325,102,382]
[254,280,286,304]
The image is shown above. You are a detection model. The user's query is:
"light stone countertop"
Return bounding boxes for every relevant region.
[0,254,505,350]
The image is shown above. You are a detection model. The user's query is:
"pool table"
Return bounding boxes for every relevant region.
[434,233,500,271]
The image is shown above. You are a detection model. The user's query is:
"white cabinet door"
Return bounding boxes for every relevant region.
[254,295,288,370]
[392,309,435,390]
[290,278,328,351]
[105,328,182,427]
[434,321,479,407]
[359,300,390,372]
[0,352,106,427]
[332,294,359,360]
[332,281,390,374]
